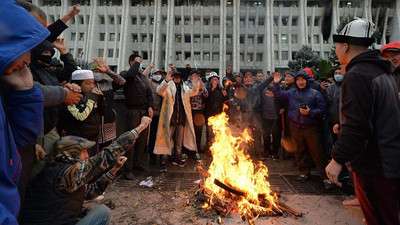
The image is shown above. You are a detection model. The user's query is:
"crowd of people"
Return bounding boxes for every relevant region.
[1,1,399,224]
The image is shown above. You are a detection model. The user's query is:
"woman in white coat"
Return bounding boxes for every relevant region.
[154,71,199,171]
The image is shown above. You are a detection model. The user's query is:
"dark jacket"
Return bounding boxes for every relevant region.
[59,94,107,141]
[30,52,77,134]
[272,71,326,128]
[241,77,273,112]
[0,1,48,223]
[322,82,341,124]
[204,83,228,118]
[393,67,400,91]
[121,61,154,110]
[261,85,282,120]
[332,50,400,179]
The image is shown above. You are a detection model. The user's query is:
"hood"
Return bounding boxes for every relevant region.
[346,50,394,75]
[0,0,50,75]
[31,40,55,59]
[294,70,312,89]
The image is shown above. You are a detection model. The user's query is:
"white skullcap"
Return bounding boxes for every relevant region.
[71,70,94,80]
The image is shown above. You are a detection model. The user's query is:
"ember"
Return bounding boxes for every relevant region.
[196,105,301,224]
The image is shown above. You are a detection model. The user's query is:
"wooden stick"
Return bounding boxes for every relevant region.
[276,202,302,217]
[214,179,246,197]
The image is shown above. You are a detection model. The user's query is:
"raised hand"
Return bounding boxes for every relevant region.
[165,70,172,82]
[273,72,282,84]
[96,58,109,72]
[53,38,67,54]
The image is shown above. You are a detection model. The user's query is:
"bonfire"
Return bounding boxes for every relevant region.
[196,105,301,224]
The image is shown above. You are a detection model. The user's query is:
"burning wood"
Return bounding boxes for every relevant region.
[195,106,302,224]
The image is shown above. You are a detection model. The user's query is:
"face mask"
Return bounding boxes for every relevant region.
[152,75,162,81]
[206,75,211,81]
[334,74,344,82]
[139,63,143,69]
[93,73,104,82]
[37,54,52,64]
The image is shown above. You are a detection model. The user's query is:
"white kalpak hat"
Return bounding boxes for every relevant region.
[71,70,94,80]
[333,18,375,46]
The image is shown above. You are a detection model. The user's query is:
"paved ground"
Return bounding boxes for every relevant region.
[84,152,364,225]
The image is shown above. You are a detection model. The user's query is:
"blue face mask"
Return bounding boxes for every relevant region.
[152,75,162,81]
[139,63,143,69]
[334,74,344,83]
[93,73,104,82]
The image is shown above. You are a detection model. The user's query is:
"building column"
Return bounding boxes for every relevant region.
[232,0,240,72]
[165,0,175,70]
[263,0,273,73]
[219,0,227,78]
[153,0,163,69]
[118,0,130,71]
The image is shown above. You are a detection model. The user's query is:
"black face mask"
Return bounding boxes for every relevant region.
[36,54,53,64]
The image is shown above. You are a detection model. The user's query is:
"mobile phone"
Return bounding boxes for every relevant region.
[299,103,307,109]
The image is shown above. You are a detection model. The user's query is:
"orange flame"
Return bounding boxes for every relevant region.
[204,105,279,220]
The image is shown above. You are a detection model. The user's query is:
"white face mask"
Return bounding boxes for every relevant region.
[93,73,104,82]
[152,75,162,81]
[205,75,211,81]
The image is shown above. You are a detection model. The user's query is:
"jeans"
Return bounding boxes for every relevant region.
[76,204,111,225]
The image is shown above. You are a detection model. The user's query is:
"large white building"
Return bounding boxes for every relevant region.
[35,0,400,75]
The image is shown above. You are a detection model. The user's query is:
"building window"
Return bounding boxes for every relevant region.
[203,52,210,61]
[175,34,182,43]
[324,51,329,59]
[213,17,220,25]
[203,35,210,44]
[291,34,297,43]
[226,18,232,26]
[248,35,254,44]
[109,16,115,25]
[249,18,255,26]
[282,51,288,60]
[226,35,232,44]
[226,53,232,61]
[240,35,244,44]
[131,16,137,25]
[142,51,148,60]
[100,33,105,41]
[273,17,278,26]
[108,49,113,58]
[175,17,182,25]
[175,51,182,61]
[184,17,190,25]
[71,32,76,41]
[194,52,200,61]
[185,35,191,43]
[274,51,279,60]
[78,48,83,57]
[203,17,210,25]
[194,17,201,25]
[213,35,219,43]
[116,49,119,58]
[43,0,61,6]
[141,34,147,42]
[257,35,263,44]
[150,17,154,25]
[69,48,74,55]
[258,17,264,26]
[132,34,138,42]
[79,33,84,41]
[98,49,104,57]
[292,51,297,59]
[194,35,201,44]
[282,17,288,26]
[117,16,122,24]
[141,16,146,25]
[162,17,167,25]
[274,34,278,44]
[256,53,263,62]
[240,53,244,61]
[292,17,297,26]
[109,33,115,41]
[78,15,84,24]
[213,53,219,61]
[185,52,191,60]
[314,18,319,26]
[281,34,288,43]
[247,53,253,62]
[240,18,245,26]
[313,35,319,44]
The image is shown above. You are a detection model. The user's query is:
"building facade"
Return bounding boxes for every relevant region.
[35,0,400,75]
